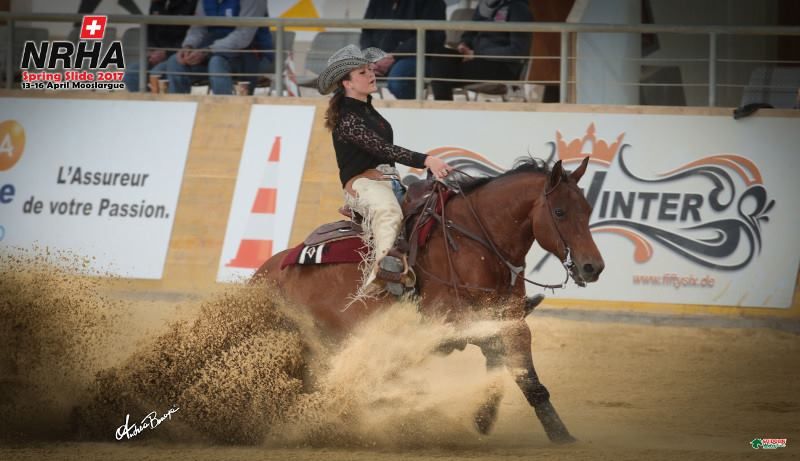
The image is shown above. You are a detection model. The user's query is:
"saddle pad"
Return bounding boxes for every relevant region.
[280,236,366,269]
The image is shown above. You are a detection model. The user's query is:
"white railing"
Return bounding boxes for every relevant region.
[2,12,799,105]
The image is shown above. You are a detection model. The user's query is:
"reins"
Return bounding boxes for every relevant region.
[414,167,574,298]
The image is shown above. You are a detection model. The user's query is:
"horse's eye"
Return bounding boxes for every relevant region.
[554,208,565,218]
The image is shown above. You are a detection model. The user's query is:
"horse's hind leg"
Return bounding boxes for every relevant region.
[473,337,505,435]
[501,320,575,444]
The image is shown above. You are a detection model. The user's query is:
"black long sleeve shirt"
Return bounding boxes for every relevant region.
[333,96,427,187]
[360,0,446,56]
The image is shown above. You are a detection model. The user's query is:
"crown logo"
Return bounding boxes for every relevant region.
[556,123,625,166]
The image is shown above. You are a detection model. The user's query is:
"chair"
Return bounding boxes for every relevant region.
[445,8,475,49]
[296,31,362,94]
[463,57,533,102]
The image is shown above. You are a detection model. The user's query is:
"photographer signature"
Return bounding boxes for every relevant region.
[115,405,180,441]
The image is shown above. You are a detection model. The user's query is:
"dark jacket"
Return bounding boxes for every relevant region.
[333,96,427,187]
[462,0,533,64]
[360,0,446,56]
[148,0,198,51]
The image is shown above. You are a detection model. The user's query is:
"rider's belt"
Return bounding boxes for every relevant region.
[345,165,401,195]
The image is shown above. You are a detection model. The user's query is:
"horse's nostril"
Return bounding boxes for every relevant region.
[583,263,594,274]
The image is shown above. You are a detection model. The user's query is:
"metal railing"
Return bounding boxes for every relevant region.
[2,12,799,105]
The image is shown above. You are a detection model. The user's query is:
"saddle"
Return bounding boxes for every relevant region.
[303,220,362,246]
[283,179,454,293]
[313,179,441,249]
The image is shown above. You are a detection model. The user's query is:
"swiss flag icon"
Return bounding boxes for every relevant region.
[79,15,108,40]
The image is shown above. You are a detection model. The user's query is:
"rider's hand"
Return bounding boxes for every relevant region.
[424,156,451,180]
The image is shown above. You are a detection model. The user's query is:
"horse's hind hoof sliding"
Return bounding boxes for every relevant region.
[535,400,578,444]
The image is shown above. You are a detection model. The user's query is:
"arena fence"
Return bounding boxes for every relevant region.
[2,12,799,105]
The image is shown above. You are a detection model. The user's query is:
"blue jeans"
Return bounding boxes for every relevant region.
[166,50,273,95]
[390,179,406,203]
[386,57,426,100]
[124,60,168,92]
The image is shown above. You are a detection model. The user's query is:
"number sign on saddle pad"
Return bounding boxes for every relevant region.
[280,236,366,269]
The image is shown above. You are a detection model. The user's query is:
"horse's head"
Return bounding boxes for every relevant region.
[530,157,604,286]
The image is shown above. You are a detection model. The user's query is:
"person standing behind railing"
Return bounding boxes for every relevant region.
[360,0,446,99]
[165,0,273,95]
[430,0,532,100]
[123,0,198,92]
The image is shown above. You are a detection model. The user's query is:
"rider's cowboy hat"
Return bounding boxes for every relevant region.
[316,44,386,95]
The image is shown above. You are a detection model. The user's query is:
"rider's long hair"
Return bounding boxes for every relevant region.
[324,77,351,131]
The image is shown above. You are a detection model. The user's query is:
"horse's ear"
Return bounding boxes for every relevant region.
[570,156,590,183]
[550,160,563,188]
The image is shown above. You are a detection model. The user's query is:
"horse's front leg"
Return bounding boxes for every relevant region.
[500,319,576,444]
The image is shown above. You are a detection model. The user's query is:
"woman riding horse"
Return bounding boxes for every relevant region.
[317,44,451,297]
[255,46,606,444]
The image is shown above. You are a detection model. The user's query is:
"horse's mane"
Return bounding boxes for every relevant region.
[452,156,565,194]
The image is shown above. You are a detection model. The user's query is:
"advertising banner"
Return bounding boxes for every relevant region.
[382,108,800,308]
[217,105,315,282]
[0,98,196,279]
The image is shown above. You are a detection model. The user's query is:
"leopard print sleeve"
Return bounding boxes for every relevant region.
[335,112,428,168]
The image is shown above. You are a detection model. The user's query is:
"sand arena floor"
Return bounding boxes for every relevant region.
[0,259,797,461]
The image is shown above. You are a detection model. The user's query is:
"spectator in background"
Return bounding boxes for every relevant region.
[430,0,532,100]
[360,0,446,99]
[166,0,273,95]
[124,0,198,92]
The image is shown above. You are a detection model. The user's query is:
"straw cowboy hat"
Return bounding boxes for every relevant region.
[316,44,387,95]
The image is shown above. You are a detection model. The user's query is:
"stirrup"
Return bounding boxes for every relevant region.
[377,255,404,283]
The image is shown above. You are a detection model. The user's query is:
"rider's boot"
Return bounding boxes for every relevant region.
[377,248,409,296]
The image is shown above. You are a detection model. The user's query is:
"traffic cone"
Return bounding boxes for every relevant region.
[226,136,281,269]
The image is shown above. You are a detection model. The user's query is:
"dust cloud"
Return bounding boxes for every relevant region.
[1,250,500,447]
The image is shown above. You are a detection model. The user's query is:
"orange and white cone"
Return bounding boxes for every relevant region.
[226,136,281,269]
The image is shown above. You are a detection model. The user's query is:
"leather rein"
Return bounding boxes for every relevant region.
[411,169,576,302]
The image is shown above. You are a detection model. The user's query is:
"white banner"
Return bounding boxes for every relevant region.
[0,98,196,279]
[217,105,315,283]
[382,108,800,308]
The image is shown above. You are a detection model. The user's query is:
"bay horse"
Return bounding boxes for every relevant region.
[252,156,604,444]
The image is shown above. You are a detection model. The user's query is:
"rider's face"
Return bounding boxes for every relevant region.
[344,64,377,99]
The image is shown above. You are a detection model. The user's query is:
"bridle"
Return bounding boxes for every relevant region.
[414,168,579,303]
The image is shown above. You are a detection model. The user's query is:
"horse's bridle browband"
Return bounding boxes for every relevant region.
[412,168,575,302]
